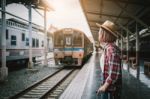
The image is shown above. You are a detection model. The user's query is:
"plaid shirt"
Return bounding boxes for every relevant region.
[103,43,122,91]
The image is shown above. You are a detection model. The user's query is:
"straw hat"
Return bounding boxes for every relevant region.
[96,20,118,38]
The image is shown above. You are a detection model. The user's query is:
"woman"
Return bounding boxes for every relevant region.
[96,20,122,99]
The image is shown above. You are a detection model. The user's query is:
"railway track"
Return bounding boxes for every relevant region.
[10,68,79,99]
[45,69,80,99]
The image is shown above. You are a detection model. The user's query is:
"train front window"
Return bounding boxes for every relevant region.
[54,32,63,46]
[73,32,82,47]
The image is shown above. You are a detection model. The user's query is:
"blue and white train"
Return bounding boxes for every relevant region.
[53,28,93,66]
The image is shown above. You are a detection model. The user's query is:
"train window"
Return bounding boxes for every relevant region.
[73,32,82,46]
[6,21,9,26]
[41,40,44,47]
[22,33,25,41]
[11,35,17,46]
[54,32,63,46]
[26,38,29,46]
[36,39,39,47]
[8,21,10,26]
[6,29,9,40]
[10,22,12,26]
[32,38,36,47]
[12,22,15,26]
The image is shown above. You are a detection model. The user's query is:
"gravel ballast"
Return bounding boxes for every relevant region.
[0,65,61,99]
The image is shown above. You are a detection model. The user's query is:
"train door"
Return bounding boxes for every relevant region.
[63,29,74,64]
[64,34,73,55]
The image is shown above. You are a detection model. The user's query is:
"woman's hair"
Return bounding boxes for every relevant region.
[99,28,117,43]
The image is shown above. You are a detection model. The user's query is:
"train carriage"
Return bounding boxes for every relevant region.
[0,18,53,68]
[53,28,93,66]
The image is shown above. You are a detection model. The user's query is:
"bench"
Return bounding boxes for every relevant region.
[144,61,150,76]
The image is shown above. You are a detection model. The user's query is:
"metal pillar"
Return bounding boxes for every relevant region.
[126,27,129,63]
[121,35,123,59]
[44,7,48,66]
[28,4,33,69]
[135,22,140,79]
[135,22,139,66]
[0,0,8,82]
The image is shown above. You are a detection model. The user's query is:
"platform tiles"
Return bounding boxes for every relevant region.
[59,54,95,99]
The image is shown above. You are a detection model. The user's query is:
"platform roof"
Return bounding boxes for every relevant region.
[0,0,53,11]
[80,0,150,41]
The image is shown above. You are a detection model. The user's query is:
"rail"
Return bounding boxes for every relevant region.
[9,68,75,99]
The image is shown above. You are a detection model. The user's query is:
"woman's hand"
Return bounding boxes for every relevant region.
[96,85,107,95]
[96,82,110,95]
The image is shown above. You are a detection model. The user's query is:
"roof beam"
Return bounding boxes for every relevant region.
[86,11,130,19]
[3,0,53,11]
[91,29,99,32]
[105,0,150,6]
[126,7,150,27]
[109,16,133,38]
[91,28,99,31]
[88,19,103,23]
[99,0,103,18]
[113,0,149,28]
[33,8,44,18]
[90,24,99,28]
[91,26,99,28]
[115,1,128,23]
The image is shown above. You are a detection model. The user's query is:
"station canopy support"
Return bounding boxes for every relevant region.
[0,0,8,82]
[0,0,53,81]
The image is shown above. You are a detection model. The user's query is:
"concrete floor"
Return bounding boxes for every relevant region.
[82,52,150,99]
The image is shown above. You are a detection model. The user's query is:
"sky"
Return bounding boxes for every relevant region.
[4,0,94,42]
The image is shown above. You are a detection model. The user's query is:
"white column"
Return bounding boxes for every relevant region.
[28,4,33,69]
[44,8,48,66]
[0,0,8,82]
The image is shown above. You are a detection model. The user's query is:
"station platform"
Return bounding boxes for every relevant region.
[60,52,150,99]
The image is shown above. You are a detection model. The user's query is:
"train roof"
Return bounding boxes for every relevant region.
[53,28,85,34]
[7,18,42,29]
[53,28,92,42]
[0,18,52,35]
[80,0,150,42]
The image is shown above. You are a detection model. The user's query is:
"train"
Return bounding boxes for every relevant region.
[53,28,93,66]
[0,18,53,68]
